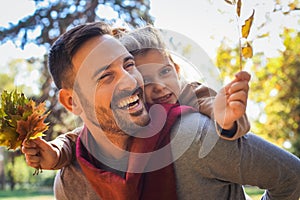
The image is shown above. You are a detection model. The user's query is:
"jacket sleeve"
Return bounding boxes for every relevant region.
[179,82,250,140]
[49,126,83,169]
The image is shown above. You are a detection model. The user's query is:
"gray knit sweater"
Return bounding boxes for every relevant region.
[53,113,300,200]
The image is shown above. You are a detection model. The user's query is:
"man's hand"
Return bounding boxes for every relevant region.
[21,137,59,170]
[214,71,251,130]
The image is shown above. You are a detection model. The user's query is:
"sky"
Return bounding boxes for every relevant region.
[1,0,297,91]
[1,0,295,64]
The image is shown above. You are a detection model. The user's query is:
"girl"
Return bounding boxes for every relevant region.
[118,26,251,140]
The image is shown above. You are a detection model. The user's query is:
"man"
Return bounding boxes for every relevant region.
[23,22,300,200]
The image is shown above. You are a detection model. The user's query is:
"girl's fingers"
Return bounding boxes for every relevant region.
[227,91,248,105]
[235,71,251,81]
[228,81,249,95]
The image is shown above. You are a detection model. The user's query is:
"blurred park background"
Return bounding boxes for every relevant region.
[0,0,299,199]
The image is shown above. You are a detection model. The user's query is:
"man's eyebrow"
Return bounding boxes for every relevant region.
[124,55,134,62]
[92,65,110,79]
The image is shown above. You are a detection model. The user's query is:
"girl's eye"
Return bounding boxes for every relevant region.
[160,66,172,76]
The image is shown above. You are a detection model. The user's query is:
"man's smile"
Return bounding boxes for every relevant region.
[114,87,145,116]
[118,93,140,110]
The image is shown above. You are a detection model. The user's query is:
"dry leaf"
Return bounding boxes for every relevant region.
[236,0,242,17]
[242,10,255,38]
[242,42,253,58]
[224,0,236,5]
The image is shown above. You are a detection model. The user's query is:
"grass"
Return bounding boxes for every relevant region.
[0,188,54,200]
[244,186,265,200]
[0,186,267,200]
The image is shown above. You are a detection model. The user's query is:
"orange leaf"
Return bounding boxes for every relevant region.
[242,9,255,38]
[236,0,242,17]
[16,112,49,142]
[242,42,253,58]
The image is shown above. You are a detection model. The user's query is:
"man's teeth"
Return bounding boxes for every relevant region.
[118,94,139,109]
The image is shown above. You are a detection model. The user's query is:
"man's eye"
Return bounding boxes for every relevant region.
[97,73,111,82]
[124,62,135,70]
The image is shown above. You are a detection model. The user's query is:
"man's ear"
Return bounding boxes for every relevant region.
[59,89,82,115]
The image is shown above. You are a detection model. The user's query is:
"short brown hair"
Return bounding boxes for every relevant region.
[48,22,112,89]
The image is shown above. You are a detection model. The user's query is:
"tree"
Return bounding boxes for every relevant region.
[216,28,300,157]
[251,29,300,156]
[0,0,154,140]
[0,0,154,48]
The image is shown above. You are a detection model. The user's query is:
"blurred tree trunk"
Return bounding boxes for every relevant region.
[7,153,15,191]
[0,148,4,190]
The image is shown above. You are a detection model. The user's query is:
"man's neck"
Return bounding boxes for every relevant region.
[84,122,131,160]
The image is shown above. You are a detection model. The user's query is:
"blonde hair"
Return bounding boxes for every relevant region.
[117,25,167,56]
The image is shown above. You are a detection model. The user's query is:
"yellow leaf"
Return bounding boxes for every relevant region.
[242,10,255,38]
[257,33,270,38]
[242,42,253,58]
[236,0,242,17]
[289,3,296,11]
[29,132,45,140]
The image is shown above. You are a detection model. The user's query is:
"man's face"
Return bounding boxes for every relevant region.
[72,35,150,135]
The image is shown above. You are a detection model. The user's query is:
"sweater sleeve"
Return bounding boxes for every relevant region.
[49,126,83,169]
[173,113,300,200]
[200,125,300,200]
[179,82,250,140]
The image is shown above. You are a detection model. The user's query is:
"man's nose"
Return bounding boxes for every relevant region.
[117,70,138,91]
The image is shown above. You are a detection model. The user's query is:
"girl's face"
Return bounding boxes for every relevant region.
[134,49,181,105]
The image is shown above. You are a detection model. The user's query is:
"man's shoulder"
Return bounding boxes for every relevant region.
[172,112,211,132]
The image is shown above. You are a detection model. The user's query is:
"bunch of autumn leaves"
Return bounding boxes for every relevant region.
[0,90,49,150]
